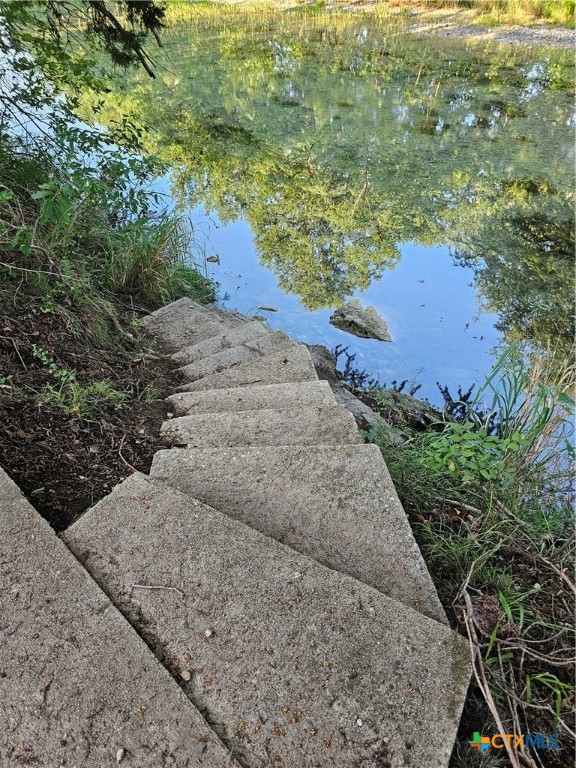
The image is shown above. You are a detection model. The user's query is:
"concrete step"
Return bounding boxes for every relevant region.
[171,321,271,367]
[178,331,296,383]
[64,473,471,768]
[150,444,445,623]
[176,345,318,392]
[140,297,249,352]
[160,406,361,448]
[0,467,237,767]
[167,381,337,417]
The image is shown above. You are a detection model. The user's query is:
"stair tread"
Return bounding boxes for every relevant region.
[140,297,248,351]
[171,321,271,366]
[0,467,237,768]
[177,331,296,382]
[161,405,361,448]
[150,444,446,623]
[64,473,471,768]
[166,381,337,416]
[176,345,318,392]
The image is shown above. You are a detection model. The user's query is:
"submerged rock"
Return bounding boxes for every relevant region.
[330,299,392,342]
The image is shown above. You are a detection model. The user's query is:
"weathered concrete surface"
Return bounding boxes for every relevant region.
[166,381,337,416]
[178,331,296,382]
[172,321,271,366]
[161,406,361,448]
[64,473,471,768]
[150,444,445,623]
[140,297,246,351]
[176,345,318,392]
[330,298,393,342]
[0,467,236,768]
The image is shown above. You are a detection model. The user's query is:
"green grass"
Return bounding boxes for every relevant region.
[0,143,213,347]
[38,379,129,417]
[165,0,575,28]
[365,345,575,762]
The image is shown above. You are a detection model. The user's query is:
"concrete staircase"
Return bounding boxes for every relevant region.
[1,297,471,767]
[0,467,238,767]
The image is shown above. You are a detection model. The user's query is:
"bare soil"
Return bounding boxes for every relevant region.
[0,308,180,532]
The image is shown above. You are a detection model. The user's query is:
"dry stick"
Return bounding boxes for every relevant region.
[491,680,576,740]
[118,433,138,473]
[498,645,575,667]
[442,497,482,515]
[534,552,576,597]
[462,590,523,768]
[519,628,568,646]
[498,650,540,768]
[0,261,57,276]
[511,537,576,597]
[554,532,576,558]
[492,497,531,528]
[11,338,27,371]
[131,584,184,598]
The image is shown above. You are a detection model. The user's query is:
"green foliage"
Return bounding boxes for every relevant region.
[370,343,574,513]
[525,672,574,720]
[0,140,211,339]
[137,382,160,403]
[472,0,576,27]
[39,379,128,418]
[85,9,574,343]
[32,344,128,418]
[0,0,165,127]
[31,343,127,417]
[100,215,214,305]
[419,421,525,484]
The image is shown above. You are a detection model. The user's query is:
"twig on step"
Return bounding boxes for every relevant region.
[131,583,184,597]
[118,433,137,473]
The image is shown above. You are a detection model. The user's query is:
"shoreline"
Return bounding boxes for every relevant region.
[211,1,576,48]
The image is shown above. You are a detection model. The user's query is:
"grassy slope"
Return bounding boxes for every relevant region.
[0,146,212,529]
[355,348,575,768]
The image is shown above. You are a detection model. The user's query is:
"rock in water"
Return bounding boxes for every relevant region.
[330,299,392,342]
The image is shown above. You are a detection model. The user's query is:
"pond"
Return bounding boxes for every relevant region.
[89,7,575,402]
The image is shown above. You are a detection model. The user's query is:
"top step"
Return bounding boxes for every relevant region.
[0,467,236,767]
[140,297,253,352]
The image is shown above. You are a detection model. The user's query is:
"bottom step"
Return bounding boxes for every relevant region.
[150,445,446,623]
[64,473,471,768]
[0,468,236,767]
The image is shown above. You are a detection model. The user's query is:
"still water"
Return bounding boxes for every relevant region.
[97,8,574,401]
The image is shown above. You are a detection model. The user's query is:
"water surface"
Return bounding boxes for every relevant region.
[91,9,574,399]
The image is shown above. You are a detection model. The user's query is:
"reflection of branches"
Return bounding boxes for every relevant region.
[86,0,159,78]
[0,86,58,144]
[350,166,369,218]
